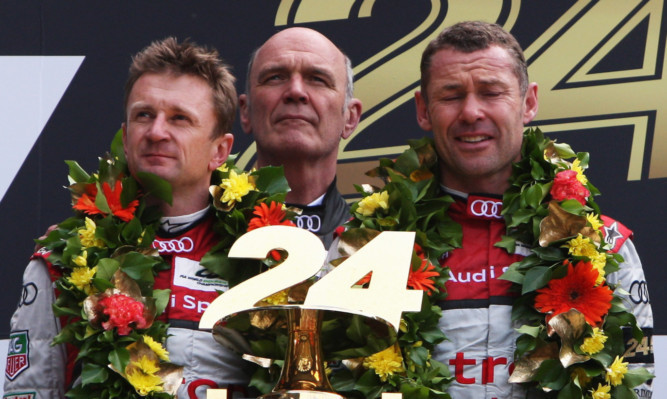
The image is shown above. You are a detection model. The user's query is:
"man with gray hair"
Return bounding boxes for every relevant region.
[239,27,363,248]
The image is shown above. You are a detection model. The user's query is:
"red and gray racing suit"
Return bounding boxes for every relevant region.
[3,212,252,399]
[436,192,654,399]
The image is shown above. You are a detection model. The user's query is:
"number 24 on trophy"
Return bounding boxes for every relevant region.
[199,226,423,331]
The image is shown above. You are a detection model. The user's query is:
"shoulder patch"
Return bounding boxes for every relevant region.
[600,215,633,253]
[5,331,30,380]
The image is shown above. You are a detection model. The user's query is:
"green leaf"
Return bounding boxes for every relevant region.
[118,252,158,280]
[153,289,171,316]
[80,363,108,386]
[96,257,120,281]
[252,165,290,195]
[522,266,552,294]
[108,347,130,374]
[622,367,654,388]
[65,160,91,183]
[135,172,172,205]
[557,380,582,399]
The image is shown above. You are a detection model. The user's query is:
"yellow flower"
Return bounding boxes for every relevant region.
[133,355,160,374]
[126,368,163,396]
[591,252,607,285]
[580,327,607,354]
[143,336,170,362]
[78,217,106,248]
[67,266,97,294]
[219,170,255,206]
[586,213,603,231]
[73,250,88,267]
[264,289,289,305]
[217,163,229,173]
[570,367,591,386]
[565,234,599,258]
[605,356,628,386]
[362,343,404,381]
[356,191,389,217]
[571,159,589,185]
[590,383,611,399]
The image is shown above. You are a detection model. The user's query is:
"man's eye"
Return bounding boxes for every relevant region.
[136,111,152,119]
[172,114,190,122]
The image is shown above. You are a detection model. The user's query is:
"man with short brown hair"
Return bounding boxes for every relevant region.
[415,21,654,398]
[4,37,251,399]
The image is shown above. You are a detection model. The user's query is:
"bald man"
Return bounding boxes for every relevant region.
[240,28,362,248]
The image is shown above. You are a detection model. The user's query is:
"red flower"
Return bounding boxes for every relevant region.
[534,260,612,326]
[355,244,440,294]
[73,184,104,216]
[247,201,295,231]
[99,293,148,335]
[407,258,440,295]
[73,181,138,222]
[103,181,139,222]
[550,170,590,205]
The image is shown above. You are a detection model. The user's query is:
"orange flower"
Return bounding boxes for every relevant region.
[247,201,294,231]
[407,258,440,294]
[355,244,440,294]
[73,181,138,222]
[534,260,612,326]
[73,184,104,216]
[104,181,139,222]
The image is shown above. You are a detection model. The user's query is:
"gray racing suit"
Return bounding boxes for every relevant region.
[436,193,654,399]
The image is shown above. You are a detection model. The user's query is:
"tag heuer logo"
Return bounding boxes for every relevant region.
[3,393,36,399]
[5,331,29,380]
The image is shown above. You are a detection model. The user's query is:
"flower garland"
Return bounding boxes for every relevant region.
[328,137,461,399]
[41,130,293,398]
[500,128,653,398]
[326,129,652,399]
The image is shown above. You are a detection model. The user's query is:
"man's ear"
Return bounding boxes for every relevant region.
[239,94,252,134]
[414,91,432,131]
[209,133,234,171]
[522,83,539,124]
[341,98,362,139]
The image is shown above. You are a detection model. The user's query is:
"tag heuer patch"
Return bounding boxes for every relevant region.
[5,331,29,380]
[3,392,36,399]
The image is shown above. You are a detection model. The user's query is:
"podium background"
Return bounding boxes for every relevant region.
[1,0,665,394]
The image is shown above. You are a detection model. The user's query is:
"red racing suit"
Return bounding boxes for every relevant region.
[3,213,252,399]
[436,193,654,398]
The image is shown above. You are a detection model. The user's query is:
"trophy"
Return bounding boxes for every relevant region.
[200,226,423,398]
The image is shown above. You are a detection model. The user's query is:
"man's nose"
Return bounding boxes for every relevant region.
[147,113,170,140]
[459,95,484,124]
[282,75,308,103]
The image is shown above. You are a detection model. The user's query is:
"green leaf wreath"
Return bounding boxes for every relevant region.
[323,129,652,399]
[40,129,293,398]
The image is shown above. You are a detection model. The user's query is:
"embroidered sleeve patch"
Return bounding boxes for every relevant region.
[5,331,30,380]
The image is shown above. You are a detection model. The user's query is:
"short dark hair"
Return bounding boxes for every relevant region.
[420,21,528,100]
[124,37,237,136]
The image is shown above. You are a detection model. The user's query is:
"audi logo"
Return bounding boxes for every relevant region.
[470,199,503,219]
[629,280,650,304]
[19,282,38,307]
[152,237,194,254]
[294,214,322,232]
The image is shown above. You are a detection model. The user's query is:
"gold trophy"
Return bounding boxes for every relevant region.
[200,226,422,398]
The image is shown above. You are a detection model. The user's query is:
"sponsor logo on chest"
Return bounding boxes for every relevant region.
[5,331,29,380]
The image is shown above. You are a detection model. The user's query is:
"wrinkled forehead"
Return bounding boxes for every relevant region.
[252,29,346,78]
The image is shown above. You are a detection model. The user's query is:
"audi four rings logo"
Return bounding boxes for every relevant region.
[470,199,503,218]
[152,237,194,253]
[629,280,650,304]
[294,214,322,232]
[19,282,38,307]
